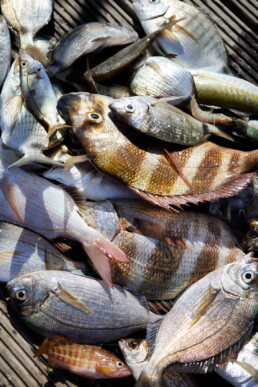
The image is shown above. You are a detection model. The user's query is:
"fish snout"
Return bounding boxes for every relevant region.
[57,93,86,126]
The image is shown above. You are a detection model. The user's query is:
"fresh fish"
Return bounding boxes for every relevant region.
[34,336,131,379]
[1,0,53,48]
[82,199,246,300]
[191,70,258,114]
[0,16,11,88]
[135,256,258,387]
[47,22,138,78]
[84,17,181,85]
[0,60,63,168]
[19,51,69,139]
[57,92,258,210]
[129,56,194,99]
[0,222,88,283]
[217,333,258,387]
[109,96,232,145]
[0,147,128,286]
[7,270,159,344]
[133,0,229,72]
[119,338,197,386]
[233,119,258,144]
[43,162,137,201]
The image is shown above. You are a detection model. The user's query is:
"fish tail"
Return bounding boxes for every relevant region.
[34,337,49,358]
[7,154,65,169]
[82,235,128,287]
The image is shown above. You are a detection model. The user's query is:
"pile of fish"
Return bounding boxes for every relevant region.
[0,0,257,386]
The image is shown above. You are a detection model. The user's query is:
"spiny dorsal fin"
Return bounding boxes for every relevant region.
[55,282,95,315]
[34,337,49,358]
[146,317,164,354]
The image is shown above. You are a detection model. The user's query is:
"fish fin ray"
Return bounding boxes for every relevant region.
[56,282,95,314]
[146,317,165,354]
[47,124,71,139]
[0,175,24,222]
[163,148,193,190]
[34,337,49,358]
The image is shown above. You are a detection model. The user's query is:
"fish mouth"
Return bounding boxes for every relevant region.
[133,2,169,21]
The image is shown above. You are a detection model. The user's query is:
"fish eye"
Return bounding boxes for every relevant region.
[88,112,103,124]
[117,361,123,367]
[15,289,28,302]
[126,104,135,113]
[129,340,139,349]
[241,270,256,284]
[20,61,27,68]
[150,0,160,3]
[249,228,258,239]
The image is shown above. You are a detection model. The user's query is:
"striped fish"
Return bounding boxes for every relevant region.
[83,200,246,300]
[34,336,131,379]
[57,92,258,210]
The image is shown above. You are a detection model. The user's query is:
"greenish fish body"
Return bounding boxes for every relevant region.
[191,70,258,114]
[48,22,138,77]
[0,222,87,283]
[7,270,159,344]
[133,0,229,72]
[136,257,258,387]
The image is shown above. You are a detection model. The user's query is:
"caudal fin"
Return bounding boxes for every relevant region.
[82,235,128,287]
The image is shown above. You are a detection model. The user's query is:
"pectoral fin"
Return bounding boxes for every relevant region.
[56,282,95,315]
[0,175,24,223]
[163,148,193,190]
[189,284,219,325]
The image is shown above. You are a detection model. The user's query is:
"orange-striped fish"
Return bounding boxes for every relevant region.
[57,92,258,210]
[34,336,131,379]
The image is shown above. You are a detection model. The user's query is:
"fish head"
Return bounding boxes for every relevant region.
[109,96,149,128]
[99,358,132,378]
[118,338,149,364]
[245,221,258,251]
[57,92,120,145]
[221,256,258,299]
[19,50,43,77]
[133,0,169,21]
[7,272,51,317]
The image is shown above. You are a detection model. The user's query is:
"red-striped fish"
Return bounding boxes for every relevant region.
[57,92,258,210]
[34,336,131,379]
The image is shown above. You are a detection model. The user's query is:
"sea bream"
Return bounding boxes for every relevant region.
[82,199,246,300]
[47,22,138,78]
[135,256,258,387]
[133,0,229,72]
[34,336,132,379]
[0,147,128,286]
[57,92,258,210]
[0,222,88,284]
[7,271,159,344]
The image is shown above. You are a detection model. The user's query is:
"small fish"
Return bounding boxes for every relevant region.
[129,56,194,100]
[0,60,64,168]
[1,0,53,48]
[136,256,258,387]
[84,17,182,85]
[0,222,88,283]
[0,16,11,88]
[19,51,69,139]
[0,147,128,287]
[7,270,159,344]
[119,338,197,386]
[191,70,258,114]
[47,22,138,78]
[109,96,232,145]
[34,336,131,379]
[82,199,246,300]
[133,0,229,72]
[217,333,258,387]
[57,92,258,210]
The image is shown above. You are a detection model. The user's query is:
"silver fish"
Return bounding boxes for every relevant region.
[136,256,258,387]
[43,162,137,201]
[130,56,194,99]
[0,147,128,287]
[0,60,63,168]
[0,16,11,88]
[47,22,138,78]
[19,51,68,139]
[119,338,197,386]
[217,333,258,387]
[1,0,53,48]
[7,270,159,344]
[109,96,232,145]
[0,222,88,283]
[133,0,229,72]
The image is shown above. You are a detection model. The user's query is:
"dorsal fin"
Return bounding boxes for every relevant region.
[146,317,164,354]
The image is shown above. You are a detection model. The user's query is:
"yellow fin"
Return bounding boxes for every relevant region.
[189,285,219,325]
[56,283,95,315]
[34,337,49,358]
